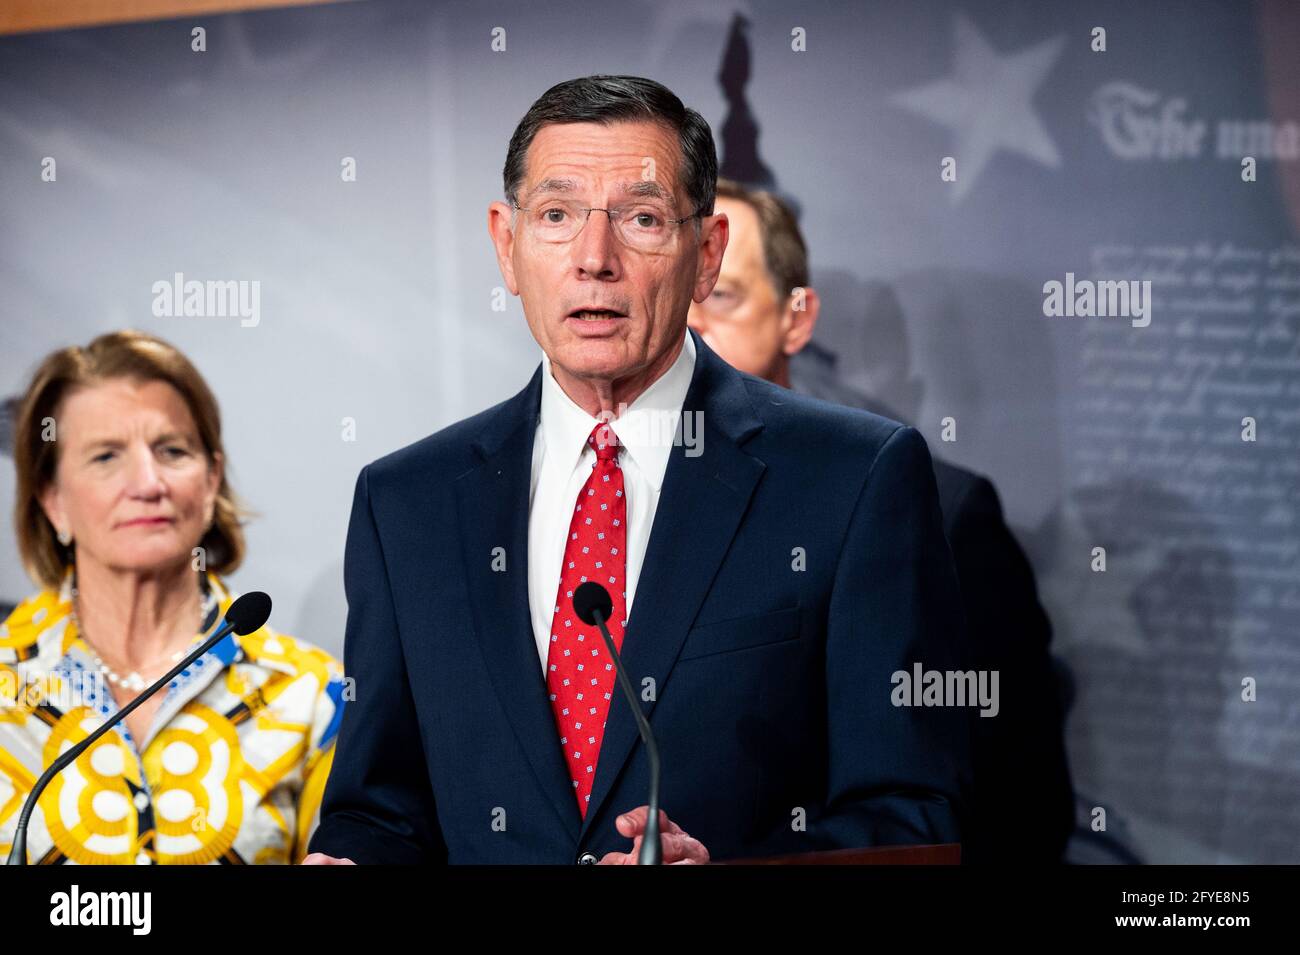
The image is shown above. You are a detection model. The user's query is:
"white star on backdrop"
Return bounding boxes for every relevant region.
[891,13,1065,201]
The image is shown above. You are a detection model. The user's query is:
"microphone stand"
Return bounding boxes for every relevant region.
[589,605,662,866]
[7,616,243,865]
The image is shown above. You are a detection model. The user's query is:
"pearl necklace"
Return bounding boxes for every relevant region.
[70,580,218,693]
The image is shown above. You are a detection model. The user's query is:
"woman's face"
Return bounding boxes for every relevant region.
[40,377,222,579]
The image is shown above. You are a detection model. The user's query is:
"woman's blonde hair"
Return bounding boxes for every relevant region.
[12,330,248,589]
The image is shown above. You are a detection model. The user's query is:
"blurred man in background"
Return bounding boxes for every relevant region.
[688,179,1075,864]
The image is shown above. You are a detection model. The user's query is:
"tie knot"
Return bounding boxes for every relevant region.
[587,423,621,462]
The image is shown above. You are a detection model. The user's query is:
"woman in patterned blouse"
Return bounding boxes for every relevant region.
[1,330,346,864]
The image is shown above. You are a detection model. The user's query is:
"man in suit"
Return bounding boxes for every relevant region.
[305,75,970,865]
[686,179,1074,863]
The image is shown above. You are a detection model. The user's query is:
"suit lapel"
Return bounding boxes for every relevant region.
[454,365,583,839]
[579,329,766,840]
[453,332,767,848]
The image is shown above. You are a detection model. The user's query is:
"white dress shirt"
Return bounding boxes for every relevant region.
[527,330,697,675]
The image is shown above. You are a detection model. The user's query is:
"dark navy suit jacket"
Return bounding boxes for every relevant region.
[309,329,972,864]
[791,342,1075,863]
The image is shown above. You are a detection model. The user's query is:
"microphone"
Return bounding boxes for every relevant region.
[5,590,272,865]
[573,581,661,865]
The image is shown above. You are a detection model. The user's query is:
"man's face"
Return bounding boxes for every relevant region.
[687,197,786,380]
[488,121,727,392]
[687,196,818,383]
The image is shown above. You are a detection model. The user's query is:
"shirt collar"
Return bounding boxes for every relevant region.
[539,328,696,492]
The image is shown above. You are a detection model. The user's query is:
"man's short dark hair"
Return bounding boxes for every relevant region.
[716,178,809,302]
[503,75,717,219]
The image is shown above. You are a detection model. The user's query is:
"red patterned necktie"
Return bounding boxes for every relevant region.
[545,422,628,818]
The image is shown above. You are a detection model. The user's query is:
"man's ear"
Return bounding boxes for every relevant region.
[487,201,520,296]
[692,211,729,303]
[782,285,821,356]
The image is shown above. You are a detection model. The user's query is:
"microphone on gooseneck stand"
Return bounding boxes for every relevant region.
[573,581,662,866]
[5,590,273,865]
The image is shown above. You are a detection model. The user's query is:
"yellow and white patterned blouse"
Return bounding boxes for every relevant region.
[0,572,346,865]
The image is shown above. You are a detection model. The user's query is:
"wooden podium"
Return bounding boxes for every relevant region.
[713,843,961,865]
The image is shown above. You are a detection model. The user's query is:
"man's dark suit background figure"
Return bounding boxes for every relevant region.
[688,179,1074,864]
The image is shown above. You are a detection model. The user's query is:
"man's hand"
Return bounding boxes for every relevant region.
[598,807,710,865]
[300,852,356,865]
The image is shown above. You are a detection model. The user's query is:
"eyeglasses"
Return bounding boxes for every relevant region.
[512,199,700,252]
